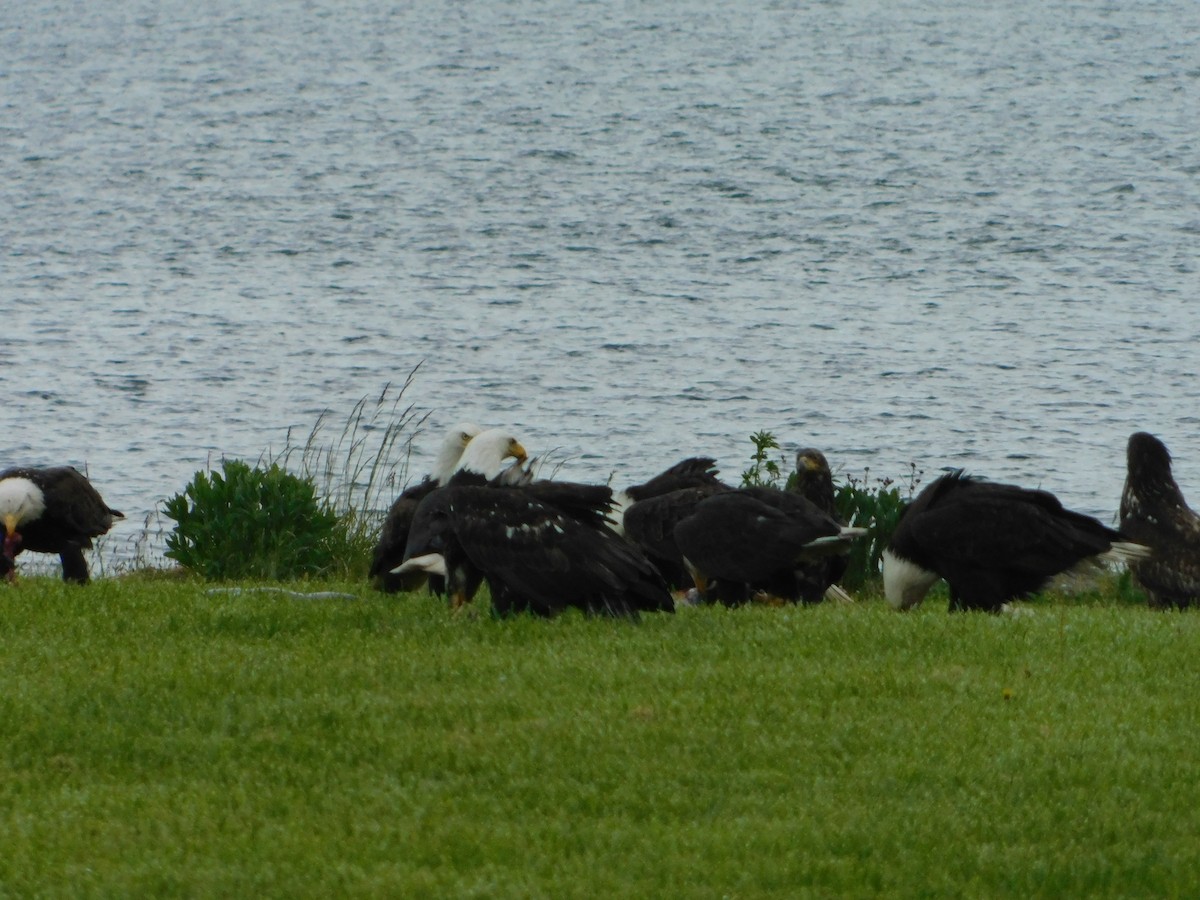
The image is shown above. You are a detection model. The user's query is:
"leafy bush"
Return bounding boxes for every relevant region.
[160,372,429,582]
[163,459,347,580]
[833,466,919,589]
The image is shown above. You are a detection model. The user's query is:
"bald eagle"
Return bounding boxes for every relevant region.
[380,427,528,595]
[615,457,730,589]
[611,456,727,534]
[788,448,852,602]
[673,487,866,606]
[0,466,123,584]
[1120,431,1200,609]
[396,430,673,618]
[883,471,1149,612]
[369,422,486,593]
[622,483,730,591]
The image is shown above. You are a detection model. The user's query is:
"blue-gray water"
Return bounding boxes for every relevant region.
[3,0,1198,568]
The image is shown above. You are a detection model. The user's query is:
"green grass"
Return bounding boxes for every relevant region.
[2,576,1199,897]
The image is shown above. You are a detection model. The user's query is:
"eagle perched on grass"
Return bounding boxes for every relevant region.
[397,430,674,618]
[883,471,1148,612]
[673,487,866,606]
[0,466,123,583]
[1120,431,1200,609]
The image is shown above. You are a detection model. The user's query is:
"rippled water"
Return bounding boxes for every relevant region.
[3,0,1199,567]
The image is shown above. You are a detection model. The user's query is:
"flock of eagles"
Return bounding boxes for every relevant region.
[1,428,1198,615]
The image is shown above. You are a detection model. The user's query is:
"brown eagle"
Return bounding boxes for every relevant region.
[1120,431,1200,609]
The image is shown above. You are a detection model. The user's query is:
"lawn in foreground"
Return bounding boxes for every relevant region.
[1,577,1198,897]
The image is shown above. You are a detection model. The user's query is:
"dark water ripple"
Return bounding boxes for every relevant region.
[3,0,1199,568]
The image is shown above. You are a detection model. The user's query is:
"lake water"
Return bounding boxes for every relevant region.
[3,0,1199,569]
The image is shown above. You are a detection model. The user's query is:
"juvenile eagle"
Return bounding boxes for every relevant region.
[788,448,853,602]
[883,471,1148,612]
[0,466,123,584]
[1120,431,1200,609]
[789,448,836,515]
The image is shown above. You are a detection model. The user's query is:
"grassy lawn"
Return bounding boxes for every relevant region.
[2,576,1199,897]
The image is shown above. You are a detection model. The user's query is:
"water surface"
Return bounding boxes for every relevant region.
[3,0,1198,566]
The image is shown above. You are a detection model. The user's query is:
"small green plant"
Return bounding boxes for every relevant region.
[740,430,787,487]
[159,371,429,581]
[163,459,346,580]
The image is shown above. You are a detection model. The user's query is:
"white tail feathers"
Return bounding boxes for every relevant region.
[391,553,448,578]
[824,583,855,604]
[1103,540,1152,566]
[798,527,869,561]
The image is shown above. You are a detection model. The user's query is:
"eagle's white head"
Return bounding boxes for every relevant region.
[0,476,46,558]
[432,422,484,485]
[455,429,528,480]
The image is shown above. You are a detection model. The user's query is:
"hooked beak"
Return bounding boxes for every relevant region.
[2,515,21,574]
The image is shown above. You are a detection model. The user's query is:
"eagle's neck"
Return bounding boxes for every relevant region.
[432,423,482,485]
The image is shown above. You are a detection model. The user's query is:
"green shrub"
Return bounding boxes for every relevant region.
[163,459,346,580]
[833,466,919,588]
[160,373,429,582]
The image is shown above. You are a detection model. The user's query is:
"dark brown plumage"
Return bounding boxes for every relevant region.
[402,475,673,618]
[0,466,123,584]
[369,477,441,592]
[369,423,484,593]
[884,471,1147,612]
[395,430,673,618]
[622,483,729,590]
[615,458,730,591]
[1120,431,1200,609]
[621,457,726,505]
[788,448,850,601]
[673,487,865,606]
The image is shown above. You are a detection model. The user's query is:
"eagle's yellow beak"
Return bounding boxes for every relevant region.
[509,440,528,462]
[3,514,17,537]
